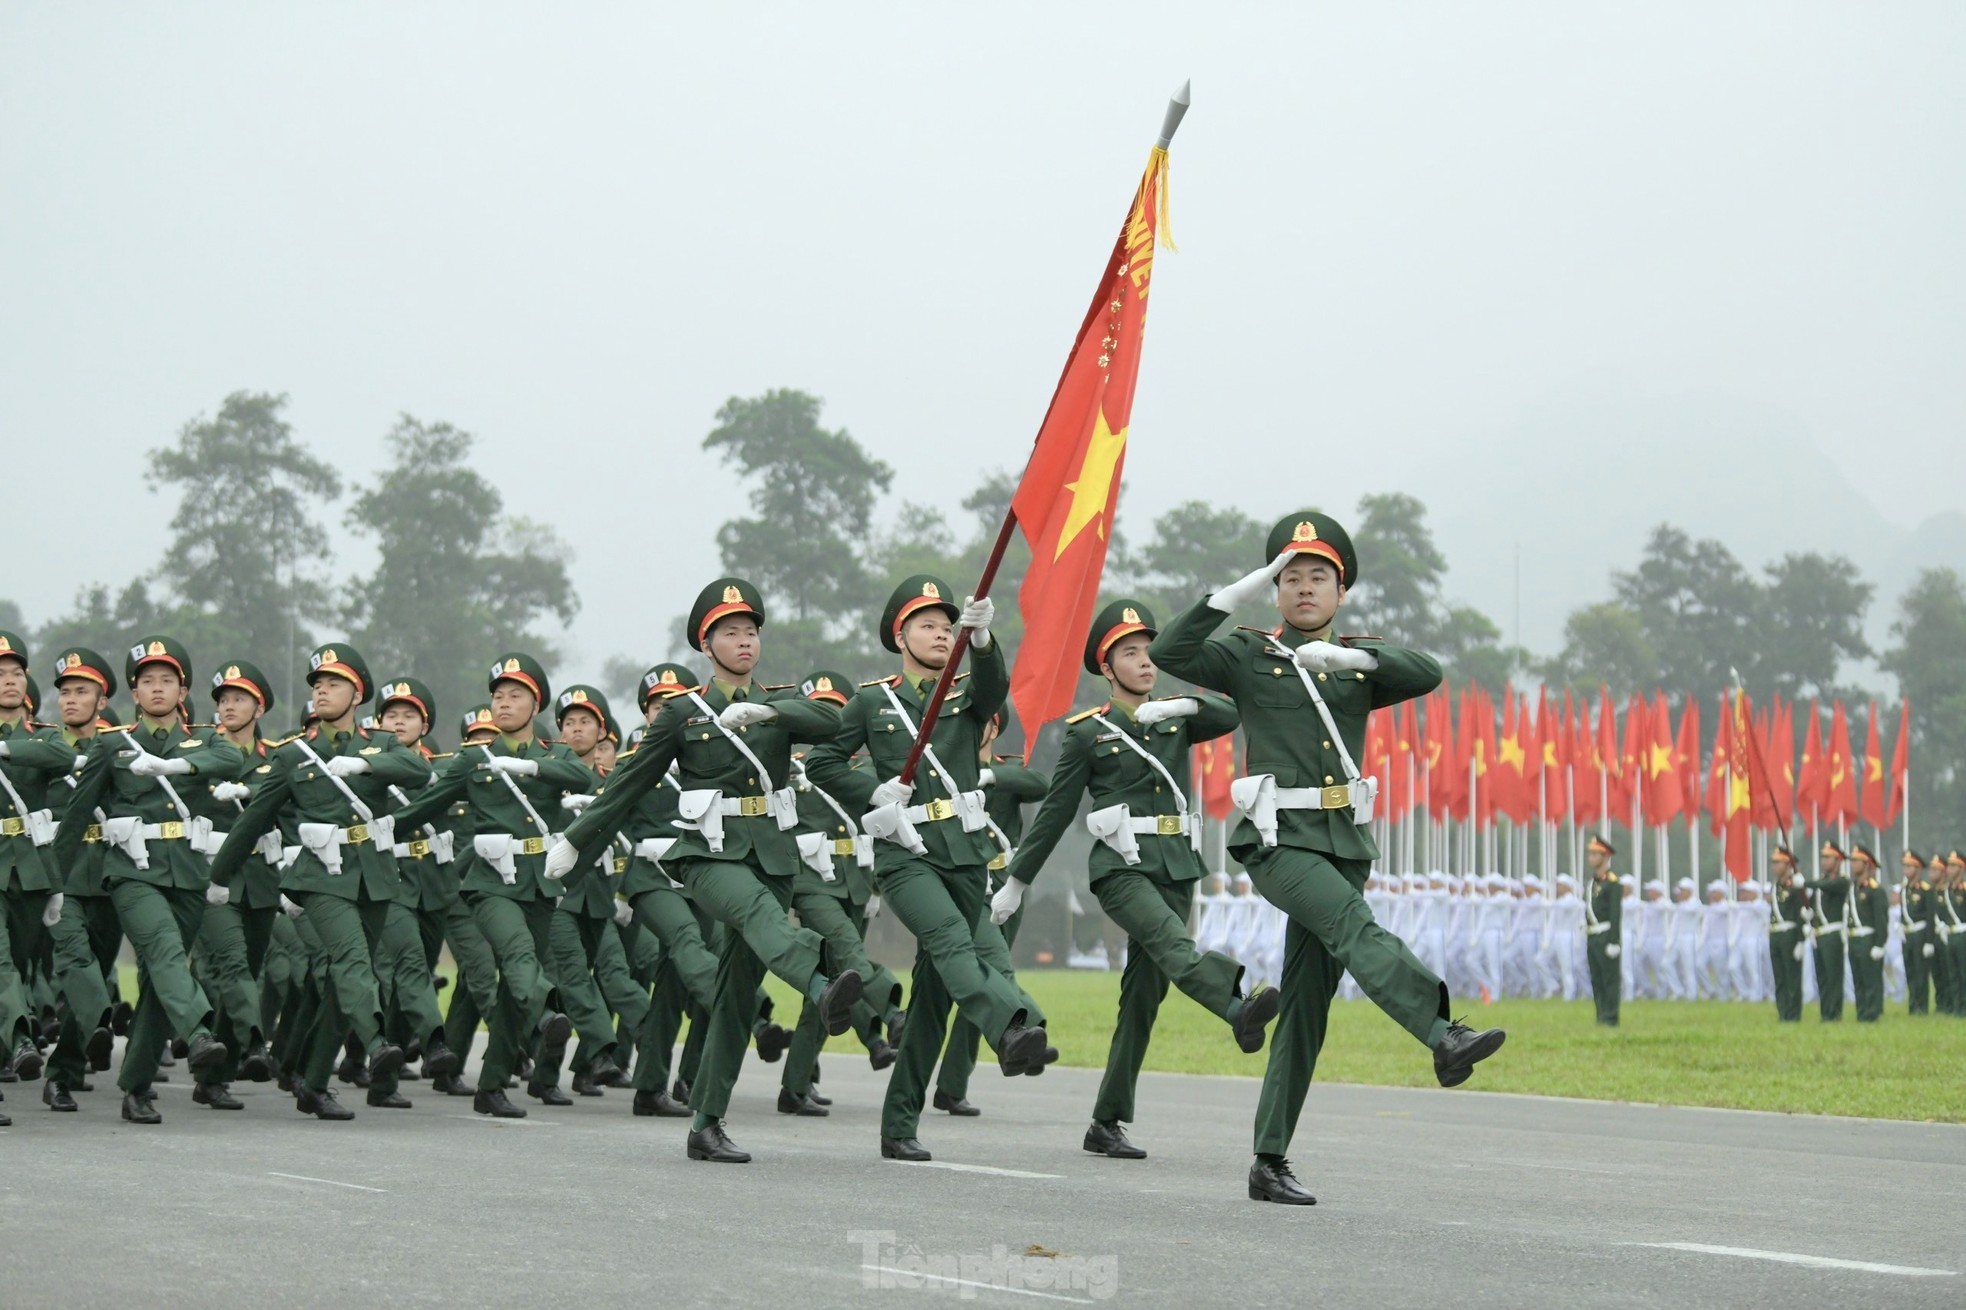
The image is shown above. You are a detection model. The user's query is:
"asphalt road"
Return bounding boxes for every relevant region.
[3,1046,1960,1308]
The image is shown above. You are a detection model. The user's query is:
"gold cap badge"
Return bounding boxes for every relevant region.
[1293,521,1317,543]
[722,585,742,603]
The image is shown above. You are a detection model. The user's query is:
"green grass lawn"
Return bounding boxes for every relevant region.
[766,968,1966,1123]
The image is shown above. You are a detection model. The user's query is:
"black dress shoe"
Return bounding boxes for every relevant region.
[276,1070,296,1094]
[754,1022,790,1064]
[933,1089,980,1117]
[111,1000,134,1036]
[817,969,864,1037]
[587,1052,630,1088]
[569,1072,604,1098]
[239,1042,272,1082]
[43,1079,78,1112]
[336,1054,370,1088]
[671,1077,691,1105]
[474,1088,527,1119]
[366,1087,413,1109]
[880,1135,931,1162]
[365,1042,407,1082]
[403,1038,423,1064]
[686,1121,751,1163]
[806,1087,832,1107]
[1083,1120,1147,1159]
[420,1040,460,1079]
[121,1090,162,1124]
[1432,1021,1507,1089]
[10,1041,44,1081]
[526,1081,572,1107]
[170,1037,190,1060]
[997,1024,1057,1077]
[777,1087,829,1116]
[184,1033,227,1071]
[87,1026,114,1073]
[431,1071,478,1097]
[308,1089,356,1121]
[193,1082,245,1110]
[76,1077,94,1092]
[1233,987,1281,1054]
[1248,1157,1315,1205]
[632,1089,691,1117]
[538,1013,573,1062]
[887,1010,907,1048]
[868,1038,897,1071]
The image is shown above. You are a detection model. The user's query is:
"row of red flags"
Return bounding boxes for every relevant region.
[1189,686,1912,851]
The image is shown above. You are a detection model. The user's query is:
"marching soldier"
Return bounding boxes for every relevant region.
[992,598,1278,1159]
[1941,852,1966,1015]
[0,628,71,1094]
[1582,836,1623,1026]
[1806,842,1851,1022]
[54,636,245,1123]
[1901,851,1934,1015]
[426,703,501,1095]
[557,581,862,1162]
[805,574,1057,1164]
[1150,512,1503,1205]
[392,655,586,1118]
[1768,847,1808,1021]
[1846,845,1888,1022]
[214,643,428,1119]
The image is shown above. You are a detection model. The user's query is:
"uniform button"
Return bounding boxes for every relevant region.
[1317,673,1328,682]
[1322,740,1331,749]
[1324,775,1335,784]
[747,777,756,786]
[1357,672,1366,680]
[1271,667,1283,677]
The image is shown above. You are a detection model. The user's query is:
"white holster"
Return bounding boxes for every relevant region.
[101,816,151,870]
[634,837,678,865]
[188,817,219,856]
[298,822,345,875]
[1229,775,1279,847]
[852,834,874,871]
[21,808,56,847]
[472,833,518,883]
[795,832,838,880]
[255,831,285,865]
[675,789,725,853]
[1085,803,1142,866]
[864,802,926,855]
[430,831,455,865]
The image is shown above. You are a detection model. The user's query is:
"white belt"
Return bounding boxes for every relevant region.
[1768,922,1797,933]
[1816,922,1845,936]
[633,837,678,864]
[1585,922,1613,935]
[391,831,455,864]
[902,789,989,832]
[470,831,555,884]
[1851,926,1875,937]
[1903,919,1927,931]
[676,787,797,853]
[1276,783,1363,811]
[0,807,56,846]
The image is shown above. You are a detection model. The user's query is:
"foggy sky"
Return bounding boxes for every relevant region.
[4,4,1962,682]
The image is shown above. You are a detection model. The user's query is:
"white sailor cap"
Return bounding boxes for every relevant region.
[1675,877,1695,891]
[1485,872,1508,890]
[1554,873,1576,889]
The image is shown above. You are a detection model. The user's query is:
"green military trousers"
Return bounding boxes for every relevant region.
[1089,872,1244,1126]
[1769,928,1804,1021]
[1947,930,1966,1016]
[1849,929,1885,1022]
[937,903,1026,1104]
[108,880,215,1094]
[588,923,650,1071]
[468,893,556,1092]
[46,893,119,1085]
[879,853,1029,1141]
[1244,846,1450,1160]
[1814,929,1846,1021]
[193,899,276,1089]
[371,900,445,1097]
[627,884,721,1097]
[535,906,615,1088]
[1904,928,1932,1015]
[781,891,905,1098]
[439,898,499,1077]
[1588,935,1621,1026]
[293,891,390,1094]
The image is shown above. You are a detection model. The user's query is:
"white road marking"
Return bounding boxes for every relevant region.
[1504,1160,1624,1175]
[886,1160,1064,1179]
[860,1265,1094,1304]
[445,1115,558,1126]
[1632,1243,1956,1278]
[266,1171,386,1193]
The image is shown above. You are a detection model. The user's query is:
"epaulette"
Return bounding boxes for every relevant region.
[860,675,901,688]
[1338,634,1382,643]
[187,722,218,732]
[1234,625,1280,637]
[953,671,971,682]
[269,730,308,747]
[1066,705,1108,725]
[761,682,793,692]
[428,751,455,760]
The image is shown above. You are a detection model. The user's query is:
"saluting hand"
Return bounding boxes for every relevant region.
[1208,549,1294,613]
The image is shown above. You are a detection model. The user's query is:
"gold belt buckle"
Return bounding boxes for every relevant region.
[156,821,185,840]
[987,853,1007,871]
[833,838,856,856]
[1320,784,1352,809]
[0,817,23,837]
[1156,815,1185,836]
[519,837,547,856]
[613,856,629,874]
[345,823,370,845]
[407,838,430,858]
[83,823,103,843]
[736,795,770,817]
[923,798,956,822]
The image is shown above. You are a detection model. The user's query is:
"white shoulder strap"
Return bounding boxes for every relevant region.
[1263,639,1364,786]
[1088,712,1190,816]
[686,690,776,788]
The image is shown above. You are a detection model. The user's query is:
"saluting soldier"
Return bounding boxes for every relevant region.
[187,660,285,1109]
[805,574,1057,1165]
[993,599,1277,1160]
[1806,842,1851,1022]
[1767,847,1809,1021]
[392,655,586,1118]
[933,712,1045,1119]
[38,647,122,1110]
[1583,836,1623,1026]
[53,636,245,1123]
[557,580,861,1162]
[1846,845,1888,1022]
[1149,513,1503,1205]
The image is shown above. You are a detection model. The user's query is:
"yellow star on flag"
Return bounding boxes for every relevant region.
[1053,408,1128,561]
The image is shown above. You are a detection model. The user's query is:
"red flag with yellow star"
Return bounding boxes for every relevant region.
[1008,146,1174,745]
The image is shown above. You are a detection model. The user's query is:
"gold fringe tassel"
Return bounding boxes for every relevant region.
[1149,145,1176,252]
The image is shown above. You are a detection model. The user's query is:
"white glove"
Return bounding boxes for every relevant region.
[1604,943,1621,958]
[977,768,996,788]
[990,878,1026,926]
[205,882,230,906]
[960,594,995,650]
[718,702,778,730]
[1208,550,1294,613]
[613,897,635,927]
[1135,697,1199,727]
[1923,943,1936,958]
[130,752,193,778]
[484,756,540,778]
[1870,946,1885,961]
[1293,641,1379,674]
[325,755,371,778]
[870,778,912,809]
[280,895,304,919]
[543,835,579,881]
[0,742,9,758]
[863,894,880,923]
[210,781,251,803]
[561,794,596,814]
[40,892,64,927]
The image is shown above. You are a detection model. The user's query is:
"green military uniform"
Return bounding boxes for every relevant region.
[1846,847,1888,1022]
[1902,856,1936,1015]
[1583,839,1623,1026]
[805,575,1051,1157]
[1005,599,1271,1157]
[564,582,851,1161]
[214,644,428,1118]
[1768,852,1808,1021]
[393,654,587,1119]
[53,636,247,1122]
[934,742,1047,1114]
[1940,856,1966,1016]
[0,628,67,1084]
[1151,512,1498,1204]
[1806,843,1850,1022]
[427,705,503,1096]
